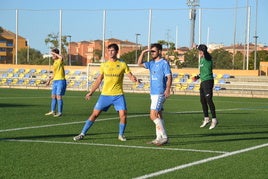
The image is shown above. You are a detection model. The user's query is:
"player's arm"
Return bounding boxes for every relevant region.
[164,74,172,98]
[51,51,63,61]
[137,49,149,67]
[126,72,138,83]
[85,74,104,100]
[46,75,54,86]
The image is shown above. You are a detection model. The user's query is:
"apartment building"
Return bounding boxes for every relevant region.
[69,38,140,65]
[0,28,27,64]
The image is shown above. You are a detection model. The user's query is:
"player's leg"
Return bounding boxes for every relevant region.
[149,95,168,145]
[114,95,128,141]
[203,80,218,129]
[45,81,57,115]
[54,80,66,117]
[200,82,211,127]
[73,95,110,141]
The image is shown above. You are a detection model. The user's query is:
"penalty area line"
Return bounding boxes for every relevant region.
[133,143,268,179]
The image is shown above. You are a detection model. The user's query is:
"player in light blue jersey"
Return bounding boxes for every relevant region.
[138,43,172,146]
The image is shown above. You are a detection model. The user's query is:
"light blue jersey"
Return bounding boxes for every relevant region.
[144,58,172,95]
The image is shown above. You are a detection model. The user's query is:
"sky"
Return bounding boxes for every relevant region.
[1,0,267,54]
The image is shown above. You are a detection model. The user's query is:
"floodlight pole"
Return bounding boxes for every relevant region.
[253,0,258,70]
[135,33,140,63]
[187,0,199,48]
[66,35,72,66]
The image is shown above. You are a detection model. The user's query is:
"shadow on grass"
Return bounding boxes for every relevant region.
[0,103,38,108]
[167,130,268,145]
[0,131,119,141]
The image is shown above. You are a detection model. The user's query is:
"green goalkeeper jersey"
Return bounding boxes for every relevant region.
[199,57,213,82]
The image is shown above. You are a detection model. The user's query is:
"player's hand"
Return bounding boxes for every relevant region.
[192,75,199,82]
[45,80,50,86]
[164,89,171,98]
[85,93,92,100]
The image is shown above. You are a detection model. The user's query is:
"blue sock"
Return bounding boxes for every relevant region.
[81,120,94,135]
[119,123,126,136]
[57,99,63,114]
[51,98,57,112]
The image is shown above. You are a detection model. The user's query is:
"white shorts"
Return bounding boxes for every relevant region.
[150,94,166,111]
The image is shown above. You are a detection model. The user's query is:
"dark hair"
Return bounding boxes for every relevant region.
[52,48,59,54]
[197,44,212,61]
[108,43,119,51]
[151,43,162,51]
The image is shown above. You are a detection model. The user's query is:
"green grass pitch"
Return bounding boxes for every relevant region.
[0,88,267,178]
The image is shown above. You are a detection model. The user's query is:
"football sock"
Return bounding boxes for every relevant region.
[160,118,168,139]
[119,123,126,136]
[81,119,94,135]
[51,98,57,112]
[57,99,63,114]
[153,118,167,139]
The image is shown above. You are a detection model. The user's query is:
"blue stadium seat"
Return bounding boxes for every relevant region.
[214,85,221,91]
[223,74,230,79]
[7,68,14,73]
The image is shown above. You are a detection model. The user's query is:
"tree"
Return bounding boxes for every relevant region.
[234,51,244,69]
[17,48,44,64]
[183,48,199,68]
[248,50,268,70]
[120,50,142,64]
[211,48,233,69]
[44,33,69,63]
[92,49,102,62]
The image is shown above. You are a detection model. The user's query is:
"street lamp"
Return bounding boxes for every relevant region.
[253,0,259,70]
[66,35,72,66]
[135,33,141,63]
[26,39,29,63]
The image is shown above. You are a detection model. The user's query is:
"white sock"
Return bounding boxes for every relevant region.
[153,118,167,139]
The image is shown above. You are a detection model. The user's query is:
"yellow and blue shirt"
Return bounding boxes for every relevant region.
[53,59,65,80]
[100,59,130,95]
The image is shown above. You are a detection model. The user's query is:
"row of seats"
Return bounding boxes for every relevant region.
[2,68,87,77]
[0,68,228,91]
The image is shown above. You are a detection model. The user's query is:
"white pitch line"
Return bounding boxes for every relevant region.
[2,139,227,154]
[1,106,265,133]
[0,108,266,133]
[0,114,149,133]
[133,143,268,179]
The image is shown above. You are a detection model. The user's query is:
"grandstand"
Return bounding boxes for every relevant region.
[1,64,268,98]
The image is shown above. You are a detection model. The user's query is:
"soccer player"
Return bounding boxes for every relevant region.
[194,44,218,129]
[73,43,138,141]
[137,43,172,146]
[45,48,67,117]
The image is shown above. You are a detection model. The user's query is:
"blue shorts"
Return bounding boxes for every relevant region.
[52,80,67,96]
[94,95,127,112]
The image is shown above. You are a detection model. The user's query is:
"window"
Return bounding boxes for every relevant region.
[0,48,6,52]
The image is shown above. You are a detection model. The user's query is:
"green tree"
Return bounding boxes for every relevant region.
[211,48,233,69]
[17,48,44,65]
[92,49,102,63]
[234,51,244,69]
[183,48,199,68]
[44,33,69,63]
[248,50,268,70]
[120,50,142,64]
